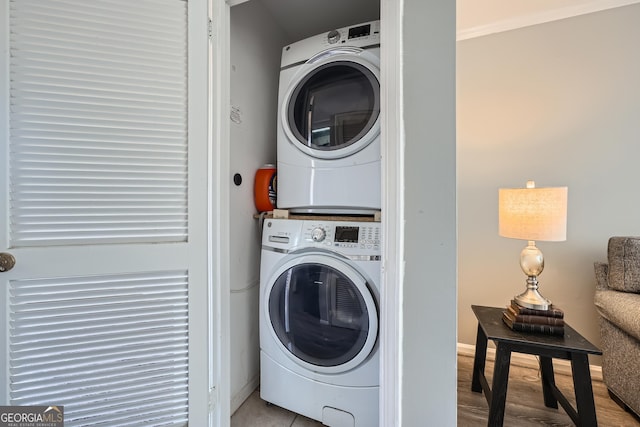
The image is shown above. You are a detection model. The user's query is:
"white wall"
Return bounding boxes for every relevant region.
[229,1,286,413]
[400,0,458,424]
[457,3,640,353]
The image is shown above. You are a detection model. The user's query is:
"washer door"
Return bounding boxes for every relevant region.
[283,49,380,160]
[265,253,378,374]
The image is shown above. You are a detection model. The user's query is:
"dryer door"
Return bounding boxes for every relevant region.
[265,253,378,374]
[283,49,380,160]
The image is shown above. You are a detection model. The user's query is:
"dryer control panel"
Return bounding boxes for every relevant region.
[280,20,380,68]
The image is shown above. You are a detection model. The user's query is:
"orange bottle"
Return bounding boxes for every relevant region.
[254,164,277,212]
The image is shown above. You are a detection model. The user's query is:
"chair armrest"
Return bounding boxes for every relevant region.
[594,262,609,290]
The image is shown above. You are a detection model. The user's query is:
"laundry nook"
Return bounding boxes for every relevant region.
[228,2,382,425]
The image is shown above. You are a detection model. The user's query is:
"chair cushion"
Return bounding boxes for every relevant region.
[608,237,640,293]
[595,288,640,342]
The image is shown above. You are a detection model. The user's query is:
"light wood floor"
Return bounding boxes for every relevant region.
[232,353,640,426]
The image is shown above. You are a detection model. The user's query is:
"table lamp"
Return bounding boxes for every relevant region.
[498,180,568,310]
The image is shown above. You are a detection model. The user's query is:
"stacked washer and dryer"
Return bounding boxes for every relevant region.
[259,21,382,427]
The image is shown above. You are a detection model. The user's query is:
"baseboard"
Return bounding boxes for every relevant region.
[457,342,603,382]
[230,374,260,415]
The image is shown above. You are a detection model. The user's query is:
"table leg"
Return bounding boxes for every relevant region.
[571,353,598,426]
[487,343,511,427]
[539,356,559,409]
[472,322,488,393]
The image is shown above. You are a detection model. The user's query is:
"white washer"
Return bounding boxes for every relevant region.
[277,21,381,214]
[260,218,380,427]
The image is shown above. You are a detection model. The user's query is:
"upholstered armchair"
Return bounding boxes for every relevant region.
[594,236,640,417]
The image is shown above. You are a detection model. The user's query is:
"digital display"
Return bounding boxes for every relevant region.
[348,24,371,39]
[335,226,359,243]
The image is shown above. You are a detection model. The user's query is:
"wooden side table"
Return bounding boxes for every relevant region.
[471,305,602,427]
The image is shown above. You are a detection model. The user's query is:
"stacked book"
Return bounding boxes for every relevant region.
[502,300,565,336]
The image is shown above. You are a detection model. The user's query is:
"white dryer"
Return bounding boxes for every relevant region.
[260,218,380,427]
[276,21,381,214]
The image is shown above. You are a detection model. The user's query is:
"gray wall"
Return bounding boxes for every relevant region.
[457,4,640,352]
[229,1,286,412]
[402,0,458,424]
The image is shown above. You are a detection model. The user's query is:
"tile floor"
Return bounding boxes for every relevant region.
[230,389,323,427]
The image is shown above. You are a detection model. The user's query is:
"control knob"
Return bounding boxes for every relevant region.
[311,227,326,242]
[327,30,340,44]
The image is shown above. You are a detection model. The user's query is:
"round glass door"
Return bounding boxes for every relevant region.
[267,258,377,370]
[287,61,379,153]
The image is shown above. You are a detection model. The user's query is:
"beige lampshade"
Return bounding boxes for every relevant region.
[499,182,568,242]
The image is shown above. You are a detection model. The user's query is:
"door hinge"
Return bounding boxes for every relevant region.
[208,19,214,40]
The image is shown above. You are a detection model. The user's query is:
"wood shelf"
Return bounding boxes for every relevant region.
[254,209,381,222]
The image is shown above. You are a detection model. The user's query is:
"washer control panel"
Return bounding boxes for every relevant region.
[303,221,381,251]
[263,218,381,255]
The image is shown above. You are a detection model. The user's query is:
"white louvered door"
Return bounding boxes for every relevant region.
[0,0,212,425]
